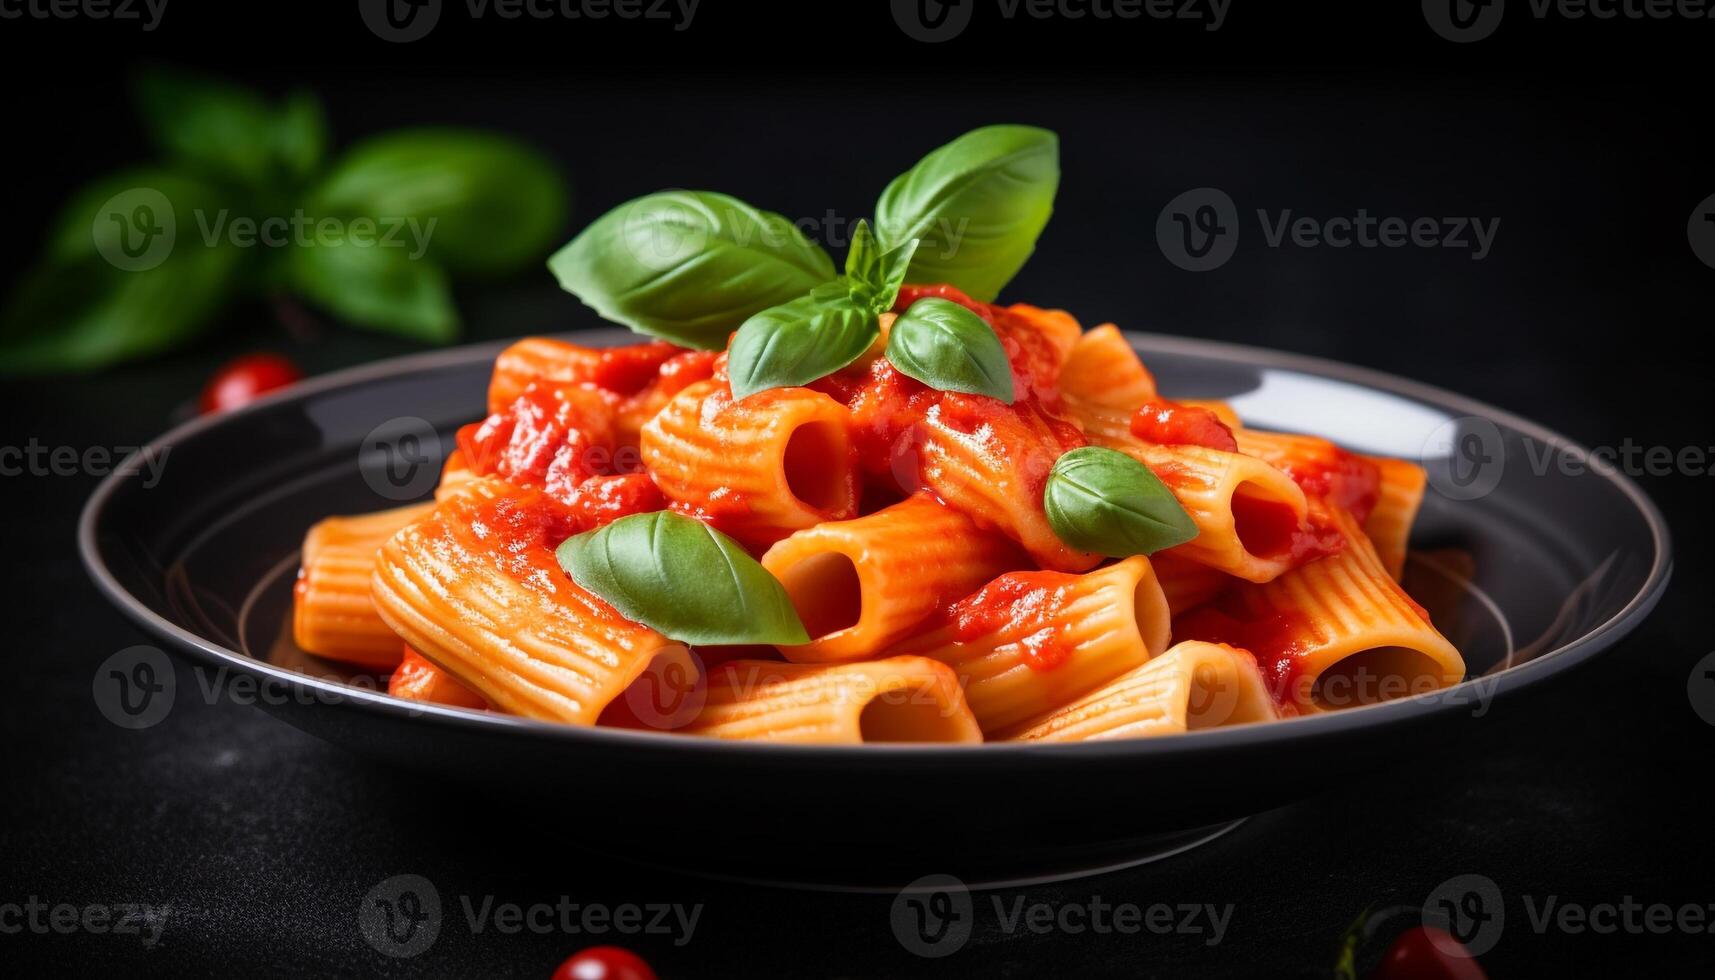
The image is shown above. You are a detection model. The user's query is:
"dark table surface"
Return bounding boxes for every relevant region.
[4,8,1715,977]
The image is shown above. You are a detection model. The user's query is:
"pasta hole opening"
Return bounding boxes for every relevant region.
[1232,486,1297,559]
[776,552,863,640]
[783,421,851,515]
[1312,647,1443,710]
[859,685,966,743]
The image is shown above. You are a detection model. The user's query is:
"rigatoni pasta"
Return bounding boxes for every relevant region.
[1002,641,1276,742]
[889,557,1173,733]
[761,493,1023,663]
[369,479,688,724]
[679,656,982,744]
[294,296,1461,743]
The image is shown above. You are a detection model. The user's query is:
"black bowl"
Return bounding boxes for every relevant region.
[80,329,1670,889]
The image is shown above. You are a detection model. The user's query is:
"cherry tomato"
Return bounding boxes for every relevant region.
[550,946,658,980]
[1369,926,1487,980]
[198,353,303,414]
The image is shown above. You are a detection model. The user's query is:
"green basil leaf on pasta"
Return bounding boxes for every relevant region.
[885,297,1014,403]
[555,511,810,646]
[727,287,878,401]
[1043,447,1198,557]
[548,190,836,350]
[874,125,1059,302]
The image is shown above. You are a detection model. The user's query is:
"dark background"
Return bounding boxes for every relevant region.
[3,1,1712,976]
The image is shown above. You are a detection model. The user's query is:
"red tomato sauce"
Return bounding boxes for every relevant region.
[459,382,613,496]
[461,489,582,585]
[566,340,686,395]
[563,473,665,531]
[1175,605,1315,709]
[1276,448,1382,525]
[458,382,662,531]
[654,349,719,399]
[946,570,1083,671]
[1228,495,1344,564]
[893,283,993,321]
[1130,397,1238,452]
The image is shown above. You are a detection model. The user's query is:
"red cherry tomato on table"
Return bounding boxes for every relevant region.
[198,353,303,414]
[1369,926,1487,980]
[551,946,658,980]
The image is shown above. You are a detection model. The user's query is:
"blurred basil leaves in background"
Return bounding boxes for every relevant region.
[1,68,569,374]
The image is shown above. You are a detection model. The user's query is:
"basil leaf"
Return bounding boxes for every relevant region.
[885,297,1014,403]
[556,511,810,646]
[136,69,327,191]
[548,190,835,350]
[874,125,1059,302]
[845,218,881,285]
[3,172,245,374]
[728,287,878,401]
[289,238,458,343]
[311,128,567,279]
[1043,447,1198,557]
[844,219,919,314]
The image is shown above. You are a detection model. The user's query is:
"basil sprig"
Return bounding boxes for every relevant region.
[548,190,835,350]
[1043,447,1198,557]
[4,69,570,374]
[875,125,1059,303]
[723,220,921,398]
[886,298,1014,404]
[549,126,1058,399]
[555,511,810,646]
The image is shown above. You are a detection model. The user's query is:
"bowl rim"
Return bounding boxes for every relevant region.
[79,329,1673,762]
